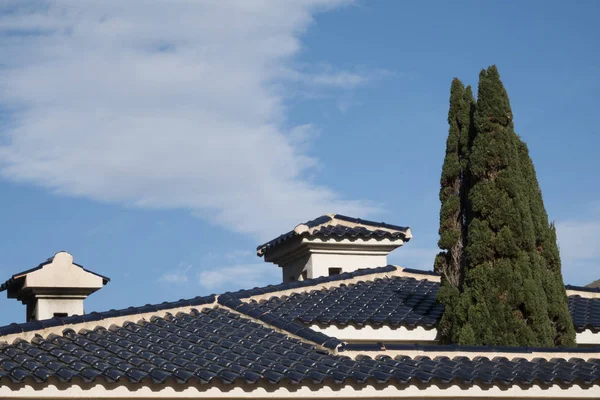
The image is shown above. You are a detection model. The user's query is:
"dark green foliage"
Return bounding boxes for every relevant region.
[434,79,472,287]
[435,66,576,347]
[517,141,576,346]
[435,79,475,341]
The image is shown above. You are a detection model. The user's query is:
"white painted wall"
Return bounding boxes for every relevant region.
[576,330,600,346]
[35,297,85,320]
[312,323,600,347]
[268,238,405,282]
[306,252,388,279]
[310,324,438,344]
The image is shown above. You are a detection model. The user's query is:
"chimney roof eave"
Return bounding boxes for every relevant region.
[257,214,412,258]
[0,252,110,294]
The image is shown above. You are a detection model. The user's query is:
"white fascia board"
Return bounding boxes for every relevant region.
[312,324,600,347]
[0,381,598,399]
[577,329,600,345]
[310,324,438,343]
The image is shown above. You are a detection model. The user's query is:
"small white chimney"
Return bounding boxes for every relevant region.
[0,251,109,321]
[257,214,412,282]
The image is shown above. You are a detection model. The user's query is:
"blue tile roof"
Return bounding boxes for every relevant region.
[1,265,599,388]
[250,275,443,329]
[2,265,598,340]
[257,214,411,256]
[569,295,600,334]
[226,265,397,299]
[218,293,343,350]
[234,267,600,333]
[1,307,599,386]
[0,295,215,337]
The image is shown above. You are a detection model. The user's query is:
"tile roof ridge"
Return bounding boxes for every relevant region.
[0,265,432,345]
[256,215,412,256]
[225,266,441,305]
[212,265,439,351]
[0,295,216,344]
[388,266,440,281]
[566,285,600,299]
[298,214,411,236]
[226,265,400,302]
[256,215,333,255]
[327,214,412,236]
[339,343,600,361]
[216,293,342,351]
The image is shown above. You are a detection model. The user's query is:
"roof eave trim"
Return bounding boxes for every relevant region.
[0,378,597,398]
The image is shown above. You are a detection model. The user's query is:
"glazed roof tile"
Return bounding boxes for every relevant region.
[256,214,411,256]
[1,307,599,387]
[1,266,599,388]
[0,295,215,337]
[234,267,599,333]
[569,296,600,333]
[2,266,598,340]
[248,276,443,329]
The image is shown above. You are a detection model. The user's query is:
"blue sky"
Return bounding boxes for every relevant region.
[0,1,598,325]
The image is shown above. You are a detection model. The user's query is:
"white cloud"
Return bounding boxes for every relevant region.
[336,94,362,113]
[198,263,279,291]
[279,65,393,97]
[0,0,380,241]
[224,249,255,263]
[304,67,392,88]
[159,263,192,284]
[556,215,600,285]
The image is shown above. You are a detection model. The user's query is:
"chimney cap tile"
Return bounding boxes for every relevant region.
[256,214,411,257]
[0,251,110,293]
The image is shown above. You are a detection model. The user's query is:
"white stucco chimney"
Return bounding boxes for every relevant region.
[0,251,109,321]
[257,214,412,282]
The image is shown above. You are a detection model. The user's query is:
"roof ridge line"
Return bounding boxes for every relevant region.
[0,295,216,343]
[389,266,440,282]
[306,215,406,235]
[239,265,440,302]
[232,266,402,303]
[0,265,434,342]
[566,285,600,299]
[566,284,600,293]
[332,214,411,232]
[216,293,342,351]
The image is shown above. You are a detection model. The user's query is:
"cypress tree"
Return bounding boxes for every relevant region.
[434,79,475,341]
[434,78,471,286]
[517,141,576,345]
[436,65,575,347]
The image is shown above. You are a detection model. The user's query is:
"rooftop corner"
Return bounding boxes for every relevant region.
[0,251,109,322]
[256,214,412,283]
